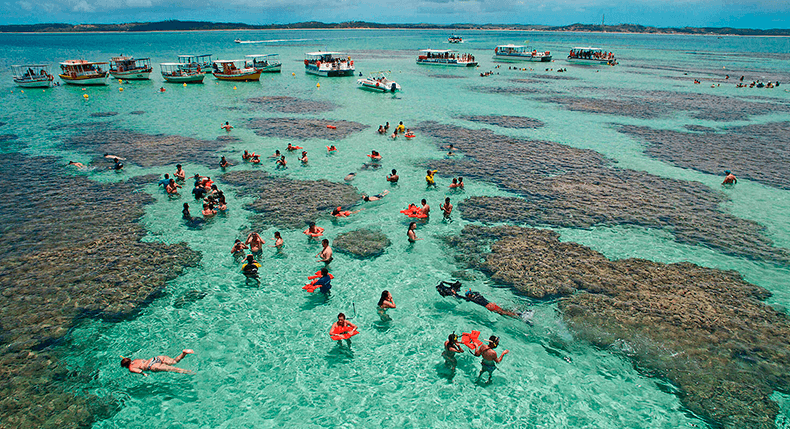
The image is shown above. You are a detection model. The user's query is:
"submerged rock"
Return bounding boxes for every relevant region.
[0,134,18,142]
[247,117,367,141]
[420,122,789,264]
[246,96,337,113]
[89,112,118,118]
[222,170,360,229]
[333,229,391,258]
[460,115,544,129]
[173,289,207,309]
[129,111,145,115]
[620,121,790,190]
[0,153,201,427]
[447,224,790,429]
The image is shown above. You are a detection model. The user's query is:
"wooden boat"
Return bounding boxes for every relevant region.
[177,54,212,74]
[160,63,205,83]
[212,60,261,81]
[59,60,109,85]
[109,56,152,79]
[246,54,282,73]
[304,52,355,77]
[12,64,54,88]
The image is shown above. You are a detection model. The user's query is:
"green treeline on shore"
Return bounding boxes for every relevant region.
[0,20,788,35]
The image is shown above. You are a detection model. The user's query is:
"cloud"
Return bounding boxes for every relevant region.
[72,0,95,11]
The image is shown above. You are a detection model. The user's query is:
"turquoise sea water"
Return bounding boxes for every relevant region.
[2,29,790,428]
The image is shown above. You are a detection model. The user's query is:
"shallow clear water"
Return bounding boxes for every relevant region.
[2,29,789,428]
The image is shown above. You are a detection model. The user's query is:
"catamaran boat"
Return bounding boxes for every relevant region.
[448,35,463,43]
[567,47,616,65]
[59,60,109,85]
[12,64,54,87]
[109,56,152,80]
[177,54,212,74]
[416,49,477,67]
[304,52,355,77]
[493,45,552,62]
[246,54,282,73]
[160,63,205,83]
[357,71,401,92]
[212,60,262,81]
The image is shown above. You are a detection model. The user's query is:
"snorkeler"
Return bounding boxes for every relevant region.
[436,281,523,319]
[475,336,509,383]
[121,349,195,376]
[442,333,466,369]
[362,190,389,202]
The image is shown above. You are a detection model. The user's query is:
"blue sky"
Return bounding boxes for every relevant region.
[4,0,789,29]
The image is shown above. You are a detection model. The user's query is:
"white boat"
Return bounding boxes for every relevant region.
[416,49,477,67]
[59,60,109,85]
[493,45,552,62]
[109,56,152,80]
[448,35,463,43]
[177,54,212,74]
[160,63,205,83]
[212,60,262,81]
[357,71,400,92]
[12,64,54,88]
[567,47,617,65]
[246,54,282,73]
[304,52,355,77]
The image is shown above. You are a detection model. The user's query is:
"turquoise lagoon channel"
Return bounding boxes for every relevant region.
[1,29,789,428]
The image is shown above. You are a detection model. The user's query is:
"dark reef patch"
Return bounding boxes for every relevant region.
[427,74,468,79]
[419,121,788,264]
[221,170,360,229]
[65,126,231,167]
[620,121,790,190]
[447,224,790,429]
[333,229,391,258]
[129,111,145,115]
[0,134,18,142]
[89,112,118,118]
[247,117,367,141]
[246,96,337,113]
[460,115,544,129]
[472,86,547,95]
[0,153,201,428]
[683,124,716,132]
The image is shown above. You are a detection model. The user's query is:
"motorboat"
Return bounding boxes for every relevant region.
[246,54,282,73]
[109,56,152,79]
[304,52,355,77]
[567,47,616,65]
[212,59,262,81]
[448,35,463,43]
[493,45,552,62]
[357,71,400,92]
[177,54,212,74]
[12,64,54,87]
[416,49,477,67]
[58,60,109,85]
[160,63,205,83]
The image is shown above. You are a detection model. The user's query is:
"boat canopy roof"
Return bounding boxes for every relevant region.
[160,62,182,66]
[246,54,278,58]
[306,51,347,56]
[60,60,108,66]
[571,47,602,51]
[496,44,526,49]
[111,56,150,61]
[178,54,212,59]
[12,64,50,68]
[213,59,245,64]
[420,49,456,54]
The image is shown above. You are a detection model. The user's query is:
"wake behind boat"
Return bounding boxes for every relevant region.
[357,71,400,92]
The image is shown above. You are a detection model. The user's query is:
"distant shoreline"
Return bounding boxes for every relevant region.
[1,21,789,36]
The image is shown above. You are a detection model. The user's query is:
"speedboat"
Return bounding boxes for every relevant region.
[59,60,109,85]
[448,35,463,43]
[567,47,617,65]
[12,64,54,87]
[212,59,262,81]
[304,52,355,77]
[160,63,205,83]
[357,71,400,92]
[109,56,152,80]
[416,49,477,67]
[493,45,552,62]
[246,54,282,73]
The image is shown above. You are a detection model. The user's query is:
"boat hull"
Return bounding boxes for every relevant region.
[566,57,615,65]
[416,60,477,67]
[162,73,205,83]
[305,67,355,77]
[213,71,262,81]
[357,80,400,92]
[493,54,552,62]
[260,64,282,73]
[13,77,53,88]
[59,73,108,85]
[110,69,152,80]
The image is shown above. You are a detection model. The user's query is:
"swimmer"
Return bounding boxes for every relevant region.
[174,164,185,181]
[68,161,86,169]
[722,170,737,185]
[314,267,333,294]
[344,172,356,181]
[276,156,287,168]
[182,203,192,220]
[231,239,248,255]
[270,150,281,159]
[436,281,522,319]
[246,232,265,253]
[457,177,464,189]
[270,231,284,248]
[317,238,333,264]
[396,121,405,134]
[377,125,385,134]
[332,207,361,217]
[216,191,227,211]
[221,121,233,131]
[449,178,459,188]
[384,122,390,131]
[305,222,324,237]
[299,151,308,164]
[242,150,252,161]
[112,158,124,171]
[242,254,260,279]
[104,153,126,160]
[362,190,389,202]
[330,312,357,340]
[250,154,260,164]
[202,203,216,217]
[390,131,398,139]
[442,333,466,369]
[220,156,231,168]
[327,145,338,152]
[420,199,430,217]
[286,143,298,152]
[440,197,452,217]
[426,169,437,186]
[407,222,421,242]
[158,174,171,187]
[121,349,195,376]
[404,129,415,138]
[369,150,382,161]
[387,169,399,183]
[475,336,509,383]
[377,290,395,321]
[166,179,181,194]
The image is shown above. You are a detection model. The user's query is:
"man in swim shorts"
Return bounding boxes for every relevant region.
[121,349,195,376]
[387,169,399,183]
[440,197,452,218]
[475,336,508,383]
[317,239,333,264]
[722,170,737,185]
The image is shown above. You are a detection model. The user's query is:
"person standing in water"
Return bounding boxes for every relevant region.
[442,333,465,369]
[121,349,195,376]
[722,170,737,185]
[317,239,333,264]
[407,222,421,242]
[440,197,452,218]
[377,290,396,321]
[475,336,509,383]
[246,232,265,253]
[221,122,233,131]
[387,169,399,183]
